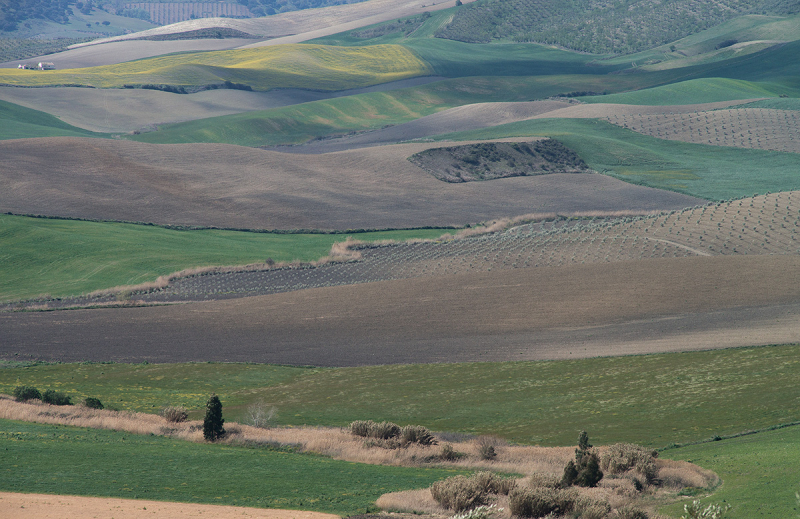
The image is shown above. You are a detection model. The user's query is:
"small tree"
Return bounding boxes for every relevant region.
[203,394,225,442]
[562,431,603,488]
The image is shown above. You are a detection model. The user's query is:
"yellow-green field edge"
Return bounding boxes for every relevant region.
[0,213,456,302]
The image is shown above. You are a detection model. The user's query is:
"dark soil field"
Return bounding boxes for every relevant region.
[0,137,702,230]
[2,255,799,366]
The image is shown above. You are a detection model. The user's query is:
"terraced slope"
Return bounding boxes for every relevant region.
[0,44,431,91]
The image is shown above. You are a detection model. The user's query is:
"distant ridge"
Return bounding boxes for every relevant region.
[71,0,475,48]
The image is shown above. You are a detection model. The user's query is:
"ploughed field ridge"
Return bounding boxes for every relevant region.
[6,191,800,311]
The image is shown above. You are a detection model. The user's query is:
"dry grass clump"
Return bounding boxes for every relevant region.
[600,443,659,485]
[431,472,516,512]
[160,405,188,423]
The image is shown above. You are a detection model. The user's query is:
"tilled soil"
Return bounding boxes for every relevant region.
[0,137,703,230]
[2,255,799,366]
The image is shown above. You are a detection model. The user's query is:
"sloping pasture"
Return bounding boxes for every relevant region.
[0,44,431,92]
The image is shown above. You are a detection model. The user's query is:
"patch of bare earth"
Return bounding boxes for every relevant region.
[0,137,702,230]
[0,492,337,519]
[3,255,800,366]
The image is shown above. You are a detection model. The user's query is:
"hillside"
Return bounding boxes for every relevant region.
[435,0,800,54]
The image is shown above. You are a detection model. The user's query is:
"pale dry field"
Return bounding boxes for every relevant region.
[3,254,800,365]
[0,77,442,133]
[0,137,702,230]
[0,492,337,519]
[0,39,256,70]
[77,0,477,49]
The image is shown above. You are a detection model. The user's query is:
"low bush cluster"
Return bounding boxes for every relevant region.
[83,397,104,409]
[431,472,516,512]
[349,420,437,446]
[12,385,74,406]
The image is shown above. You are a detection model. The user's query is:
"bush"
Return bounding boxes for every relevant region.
[680,501,731,519]
[12,385,41,402]
[202,394,225,442]
[83,397,104,409]
[400,424,437,446]
[348,420,400,440]
[509,486,572,518]
[161,406,189,423]
[527,473,561,489]
[600,443,658,484]
[246,402,277,429]
[41,389,72,406]
[617,506,648,519]
[562,431,603,488]
[431,472,512,512]
[475,435,502,460]
[573,496,611,519]
[440,443,467,461]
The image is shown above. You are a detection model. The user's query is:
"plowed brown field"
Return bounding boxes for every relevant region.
[0,137,702,230]
[3,255,799,366]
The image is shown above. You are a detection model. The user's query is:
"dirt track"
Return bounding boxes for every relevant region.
[0,492,339,519]
[0,137,702,230]
[3,255,798,366]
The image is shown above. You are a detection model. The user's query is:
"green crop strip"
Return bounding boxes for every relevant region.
[0,214,455,301]
[0,419,463,514]
[3,344,800,448]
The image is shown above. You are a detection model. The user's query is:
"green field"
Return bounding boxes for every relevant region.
[127,71,681,146]
[0,44,431,92]
[0,99,102,140]
[427,117,800,200]
[661,425,800,518]
[4,343,800,448]
[578,78,786,105]
[0,419,462,514]
[0,214,454,301]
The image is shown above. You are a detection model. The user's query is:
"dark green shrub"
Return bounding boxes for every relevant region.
[83,397,104,409]
[12,385,41,402]
[41,389,72,406]
[203,394,225,442]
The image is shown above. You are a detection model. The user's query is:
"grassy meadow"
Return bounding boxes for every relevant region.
[660,425,800,518]
[0,44,431,92]
[577,78,787,105]
[0,99,102,140]
[429,117,800,200]
[0,214,454,301]
[3,343,800,448]
[0,419,462,514]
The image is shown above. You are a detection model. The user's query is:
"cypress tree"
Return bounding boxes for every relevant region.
[203,393,225,442]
